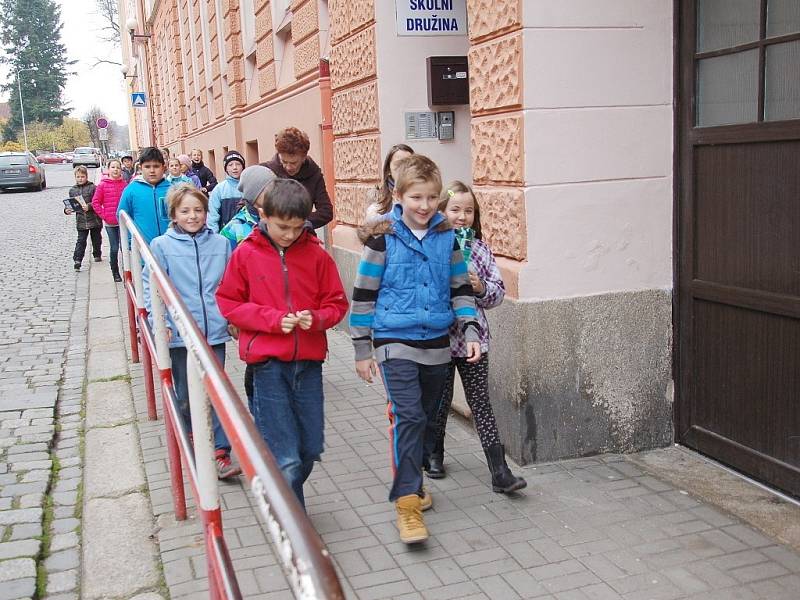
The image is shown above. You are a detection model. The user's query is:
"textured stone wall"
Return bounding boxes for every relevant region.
[329,0,379,226]
[466,0,527,262]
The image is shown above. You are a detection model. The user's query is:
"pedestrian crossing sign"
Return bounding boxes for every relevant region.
[131,92,147,108]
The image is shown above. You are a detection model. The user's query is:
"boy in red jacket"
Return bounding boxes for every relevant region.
[216,178,348,507]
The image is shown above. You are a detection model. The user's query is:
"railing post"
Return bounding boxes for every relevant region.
[151,283,185,520]
[131,242,158,421]
[119,219,140,363]
[187,356,224,599]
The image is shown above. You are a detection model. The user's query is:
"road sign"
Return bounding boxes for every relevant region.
[96,117,108,129]
[131,92,147,108]
[98,128,109,141]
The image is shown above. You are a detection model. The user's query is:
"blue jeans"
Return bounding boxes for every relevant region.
[169,343,231,452]
[379,359,450,501]
[105,225,120,274]
[250,360,324,508]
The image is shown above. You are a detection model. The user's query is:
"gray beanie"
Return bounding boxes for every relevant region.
[237,165,277,202]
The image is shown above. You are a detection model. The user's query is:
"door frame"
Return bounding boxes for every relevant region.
[673,0,800,483]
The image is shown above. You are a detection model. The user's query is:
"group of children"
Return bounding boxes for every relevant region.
[104,136,524,546]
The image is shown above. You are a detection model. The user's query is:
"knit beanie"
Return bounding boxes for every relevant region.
[237,165,277,202]
[223,150,245,172]
[177,154,192,169]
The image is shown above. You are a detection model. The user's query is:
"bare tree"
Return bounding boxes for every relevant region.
[94,0,120,47]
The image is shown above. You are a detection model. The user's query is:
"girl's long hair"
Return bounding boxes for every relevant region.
[376,144,414,215]
[439,180,483,240]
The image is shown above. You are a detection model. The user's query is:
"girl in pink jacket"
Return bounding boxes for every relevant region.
[91,159,128,282]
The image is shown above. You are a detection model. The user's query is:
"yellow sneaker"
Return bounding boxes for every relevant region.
[396,494,429,544]
[418,487,432,511]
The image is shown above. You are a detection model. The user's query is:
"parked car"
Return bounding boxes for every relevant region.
[72,146,101,168]
[0,152,47,191]
[37,152,69,164]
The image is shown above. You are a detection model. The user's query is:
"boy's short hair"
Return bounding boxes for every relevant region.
[122,155,133,161]
[166,183,208,219]
[138,146,165,166]
[394,154,442,196]
[274,127,310,155]
[73,165,88,177]
[256,179,312,220]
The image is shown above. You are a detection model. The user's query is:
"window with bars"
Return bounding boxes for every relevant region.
[695,0,800,126]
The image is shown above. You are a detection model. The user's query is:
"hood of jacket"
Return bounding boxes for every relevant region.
[357,203,450,244]
[146,227,231,347]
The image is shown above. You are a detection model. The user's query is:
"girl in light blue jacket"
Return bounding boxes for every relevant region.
[143,183,241,479]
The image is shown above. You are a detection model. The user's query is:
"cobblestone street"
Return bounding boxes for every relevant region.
[0,167,97,600]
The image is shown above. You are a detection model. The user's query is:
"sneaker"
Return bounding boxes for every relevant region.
[93,256,102,262]
[113,272,122,283]
[418,487,432,511]
[215,449,242,479]
[396,494,428,544]
[73,261,81,271]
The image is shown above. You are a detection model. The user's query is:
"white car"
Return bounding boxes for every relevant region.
[72,147,101,168]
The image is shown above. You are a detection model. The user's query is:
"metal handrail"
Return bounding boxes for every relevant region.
[118,210,345,600]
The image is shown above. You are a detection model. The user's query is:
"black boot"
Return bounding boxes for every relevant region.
[427,439,446,479]
[484,444,527,493]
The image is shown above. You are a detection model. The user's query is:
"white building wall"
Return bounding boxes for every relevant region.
[518,0,674,300]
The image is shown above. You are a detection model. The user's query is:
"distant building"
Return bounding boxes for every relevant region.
[118,1,800,496]
[0,102,10,121]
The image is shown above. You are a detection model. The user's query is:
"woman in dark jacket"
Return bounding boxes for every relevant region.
[262,127,333,230]
[190,148,218,194]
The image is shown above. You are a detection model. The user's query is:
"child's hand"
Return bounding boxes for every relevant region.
[355,358,378,383]
[64,208,74,215]
[466,342,482,364]
[227,324,239,339]
[280,312,300,334]
[469,272,485,295]
[296,310,313,330]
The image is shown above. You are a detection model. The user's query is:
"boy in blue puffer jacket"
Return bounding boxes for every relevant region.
[350,154,481,544]
[117,147,172,244]
[207,151,245,233]
[143,183,241,479]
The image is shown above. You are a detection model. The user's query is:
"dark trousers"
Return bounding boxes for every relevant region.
[250,360,324,508]
[105,225,121,275]
[169,343,231,452]
[379,359,449,502]
[73,227,102,263]
[428,354,501,456]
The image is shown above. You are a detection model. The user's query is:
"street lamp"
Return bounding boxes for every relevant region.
[14,66,37,153]
[125,18,152,43]
[120,63,137,80]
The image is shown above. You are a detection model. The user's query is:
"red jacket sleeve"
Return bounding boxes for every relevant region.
[309,252,348,331]
[215,249,287,334]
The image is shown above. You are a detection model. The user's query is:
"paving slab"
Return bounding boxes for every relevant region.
[85,380,135,428]
[87,316,125,348]
[82,494,159,599]
[84,424,145,499]
[86,347,129,381]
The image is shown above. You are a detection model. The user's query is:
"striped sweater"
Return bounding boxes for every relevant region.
[350,206,480,364]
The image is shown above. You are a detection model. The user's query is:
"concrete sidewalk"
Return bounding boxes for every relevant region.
[106,267,800,600]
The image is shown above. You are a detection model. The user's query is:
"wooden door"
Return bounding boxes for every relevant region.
[677,0,800,496]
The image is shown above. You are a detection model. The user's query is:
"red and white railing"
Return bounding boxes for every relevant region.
[119,211,344,600]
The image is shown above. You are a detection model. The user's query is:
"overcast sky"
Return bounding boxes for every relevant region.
[0,0,129,125]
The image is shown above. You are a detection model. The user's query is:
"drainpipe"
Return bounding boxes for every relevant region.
[318,58,335,250]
